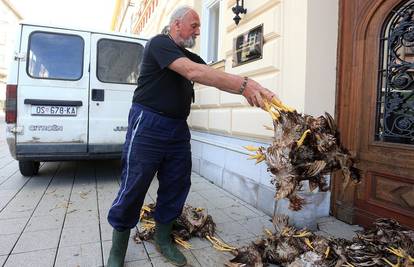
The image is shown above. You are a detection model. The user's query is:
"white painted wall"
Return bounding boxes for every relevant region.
[304,0,338,116]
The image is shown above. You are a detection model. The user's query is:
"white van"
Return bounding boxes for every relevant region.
[5,23,147,176]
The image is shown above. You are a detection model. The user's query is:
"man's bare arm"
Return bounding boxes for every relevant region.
[168,57,277,108]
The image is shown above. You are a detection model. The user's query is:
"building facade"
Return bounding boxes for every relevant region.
[0,0,22,112]
[112,0,414,229]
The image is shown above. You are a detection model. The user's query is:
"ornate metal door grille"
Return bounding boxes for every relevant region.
[376,0,414,144]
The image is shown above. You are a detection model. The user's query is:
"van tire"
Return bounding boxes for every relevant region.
[19,161,40,176]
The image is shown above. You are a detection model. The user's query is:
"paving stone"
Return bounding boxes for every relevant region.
[0,190,17,210]
[64,210,99,227]
[232,236,259,247]
[221,204,259,221]
[191,246,233,267]
[101,222,114,241]
[150,250,201,267]
[142,240,162,257]
[4,248,56,267]
[55,242,103,267]
[124,258,152,267]
[0,255,6,266]
[204,208,234,224]
[185,192,214,210]
[187,236,212,250]
[215,220,255,244]
[189,179,216,192]
[103,237,149,264]
[59,225,100,247]
[242,201,270,217]
[239,216,273,236]
[125,238,149,262]
[197,187,231,200]
[0,234,18,256]
[209,195,241,209]
[0,217,27,235]
[12,229,61,253]
[317,216,362,240]
[25,215,63,232]
[0,164,20,187]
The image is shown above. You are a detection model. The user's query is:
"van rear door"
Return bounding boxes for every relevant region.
[16,26,90,156]
[88,34,145,154]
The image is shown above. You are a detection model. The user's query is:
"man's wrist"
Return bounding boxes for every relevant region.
[239,77,248,95]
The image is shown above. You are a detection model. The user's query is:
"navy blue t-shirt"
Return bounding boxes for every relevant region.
[132,34,206,119]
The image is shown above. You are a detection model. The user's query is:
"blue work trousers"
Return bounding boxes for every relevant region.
[108,103,192,231]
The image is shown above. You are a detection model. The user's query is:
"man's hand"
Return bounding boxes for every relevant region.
[242,78,279,109]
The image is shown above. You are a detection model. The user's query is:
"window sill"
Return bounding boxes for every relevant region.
[208,59,225,70]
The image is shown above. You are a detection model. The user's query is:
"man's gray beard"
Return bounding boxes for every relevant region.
[181,36,196,48]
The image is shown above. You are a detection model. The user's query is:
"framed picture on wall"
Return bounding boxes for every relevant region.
[232,24,263,67]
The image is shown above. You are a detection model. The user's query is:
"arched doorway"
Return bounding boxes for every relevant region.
[333,0,414,228]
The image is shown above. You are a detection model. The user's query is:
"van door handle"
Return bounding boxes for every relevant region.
[92,89,104,101]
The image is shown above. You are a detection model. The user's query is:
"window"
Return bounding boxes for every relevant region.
[27,32,84,80]
[97,39,144,84]
[201,0,220,63]
[375,1,414,145]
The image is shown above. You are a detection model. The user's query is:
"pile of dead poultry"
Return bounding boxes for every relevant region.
[135,204,413,267]
[244,98,360,211]
[134,203,235,251]
[227,215,414,267]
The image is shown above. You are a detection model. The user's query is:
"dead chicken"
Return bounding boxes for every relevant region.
[245,98,360,210]
[228,216,414,267]
[134,203,234,251]
[344,218,414,267]
[229,215,338,267]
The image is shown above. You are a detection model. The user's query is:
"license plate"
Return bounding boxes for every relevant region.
[31,105,77,116]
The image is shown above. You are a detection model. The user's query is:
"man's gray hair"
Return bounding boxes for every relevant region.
[161,25,170,35]
[169,5,193,25]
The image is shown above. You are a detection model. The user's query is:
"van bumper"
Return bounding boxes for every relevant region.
[15,144,122,161]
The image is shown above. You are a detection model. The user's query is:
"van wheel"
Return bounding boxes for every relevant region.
[19,161,40,176]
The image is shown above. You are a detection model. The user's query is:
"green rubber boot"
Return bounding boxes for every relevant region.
[107,228,130,267]
[154,221,187,266]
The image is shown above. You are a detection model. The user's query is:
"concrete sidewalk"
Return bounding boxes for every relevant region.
[0,120,361,266]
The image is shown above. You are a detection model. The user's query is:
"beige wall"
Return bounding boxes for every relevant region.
[189,0,282,141]
[117,0,339,141]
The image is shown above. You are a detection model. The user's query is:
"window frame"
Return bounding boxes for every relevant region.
[26,31,85,81]
[96,38,143,85]
[201,0,222,64]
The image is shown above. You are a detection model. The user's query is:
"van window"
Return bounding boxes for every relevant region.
[97,39,143,84]
[27,32,84,80]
